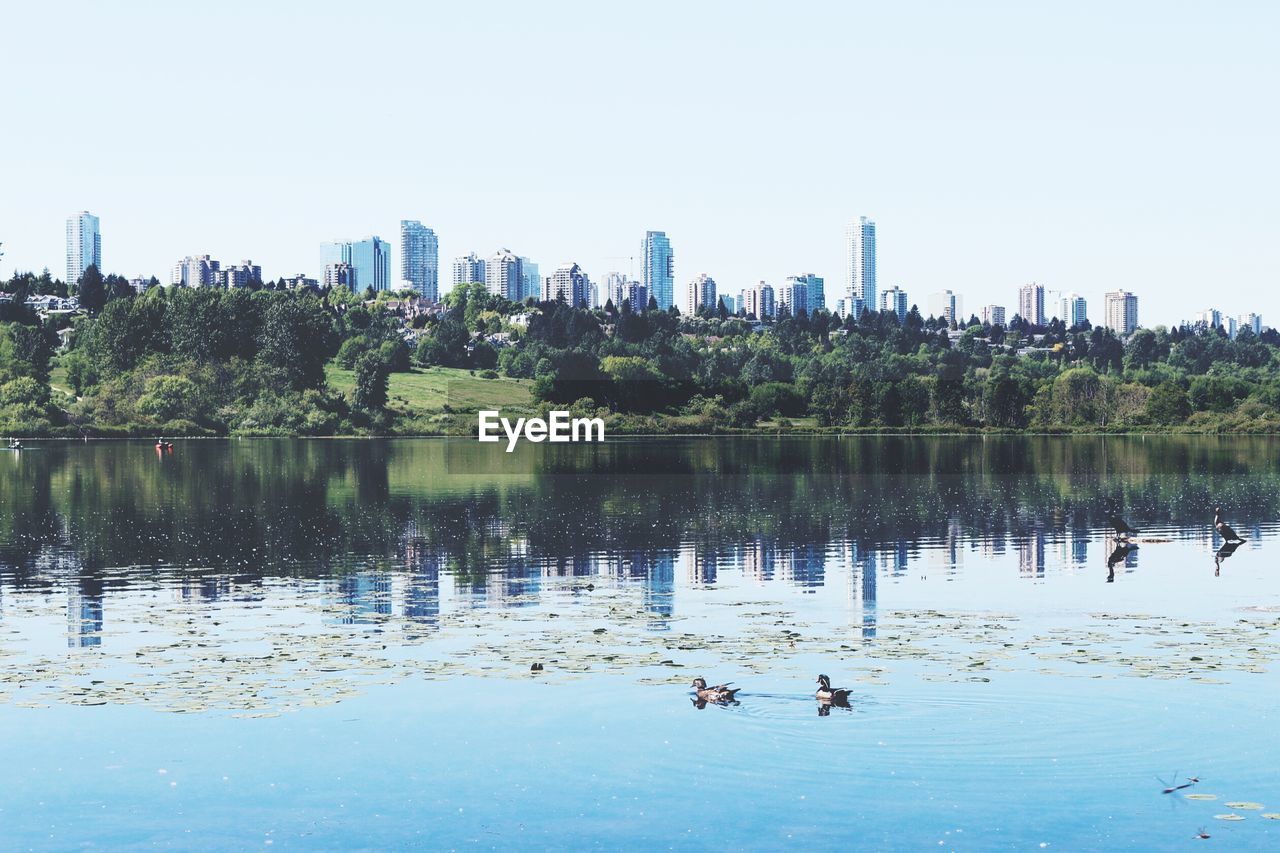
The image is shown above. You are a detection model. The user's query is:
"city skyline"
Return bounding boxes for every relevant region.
[3,3,1275,325]
[23,206,1204,331]
[39,207,1280,335]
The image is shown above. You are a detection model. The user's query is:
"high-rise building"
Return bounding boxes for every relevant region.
[603,272,628,308]
[485,249,523,301]
[844,216,876,312]
[1058,293,1088,328]
[545,263,590,307]
[1239,313,1263,336]
[452,253,486,287]
[171,255,220,287]
[321,236,392,293]
[1103,290,1139,335]
[399,220,439,300]
[879,286,908,324]
[1193,307,1223,329]
[1018,282,1045,326]
[519,258,539,302]
[742,281,775,319]
[324,262,356,289]
[66,211,101,286]
[793,273,825,312]
[778,276,809,315]
[642,231,674,310]
[834,296,865,320]
[627,281,649,310]
[283,273,319,290]
[928,289,961,327]
[220,260,262,288]
[686,273,718,314]
[982,305,1007,326]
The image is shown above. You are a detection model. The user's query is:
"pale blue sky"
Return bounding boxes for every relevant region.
[2,0,1277,323]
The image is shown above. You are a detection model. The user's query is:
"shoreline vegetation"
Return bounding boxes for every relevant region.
[5,270,1280,438]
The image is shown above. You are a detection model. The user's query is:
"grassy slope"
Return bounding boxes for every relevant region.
[48,362,75,398]
[325,364,534,415]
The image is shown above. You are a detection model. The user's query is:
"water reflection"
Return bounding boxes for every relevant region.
[2,436,1279,650]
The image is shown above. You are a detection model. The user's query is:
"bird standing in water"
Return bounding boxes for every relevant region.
[1109,515,1138,539]
[1214,507,1245,543]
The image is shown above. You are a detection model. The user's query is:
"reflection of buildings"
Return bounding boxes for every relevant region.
[778,544,824,591]
[1071,533,1088,567]
[644,553,675,623]
[1018,531,1046,578]
[851,542,877,640]
[337,570,393,624]
[66,577,104,648]
[180,575,232,603]
[540,555,593,579]
[403,543,441,632]
[685,544,717,585]
[741,540,776,582]
[891,540,910,576]
[925,521,964,579]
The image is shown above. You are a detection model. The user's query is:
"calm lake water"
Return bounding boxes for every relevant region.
[3,436,1280,850]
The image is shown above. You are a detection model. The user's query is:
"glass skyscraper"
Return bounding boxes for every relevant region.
[399,220,439,300]
[66,210,101,286]
[321,236,392,293]
[796,273,825,312]
[519,258,539,302]
[642,231,674,310]
[844,216,876,313]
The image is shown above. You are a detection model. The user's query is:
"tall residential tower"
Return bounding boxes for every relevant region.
[399,220,439,300]
[844,216,876,316]
[1018,282,1045,326]
[1104,291,1139,335]
[642,231,674,310]
[66,211,101,286]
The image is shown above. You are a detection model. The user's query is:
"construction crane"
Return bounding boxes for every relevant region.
[602,255,636,280]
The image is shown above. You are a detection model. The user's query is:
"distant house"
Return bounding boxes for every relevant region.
[24,295,80,316]
[383,295,442,322]
[483,331,513,347]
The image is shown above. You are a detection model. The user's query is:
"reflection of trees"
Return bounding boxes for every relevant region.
[1,436,1278,600]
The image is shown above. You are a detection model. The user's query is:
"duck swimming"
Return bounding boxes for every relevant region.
[1214,507,1245,543]
[815,674,852,702]
[691,678,740,703]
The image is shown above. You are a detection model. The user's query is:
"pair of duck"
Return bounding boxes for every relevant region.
[1110,507,1245,543]
[691,674,850,704]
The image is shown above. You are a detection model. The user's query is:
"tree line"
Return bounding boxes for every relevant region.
[2,266,1279,435]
